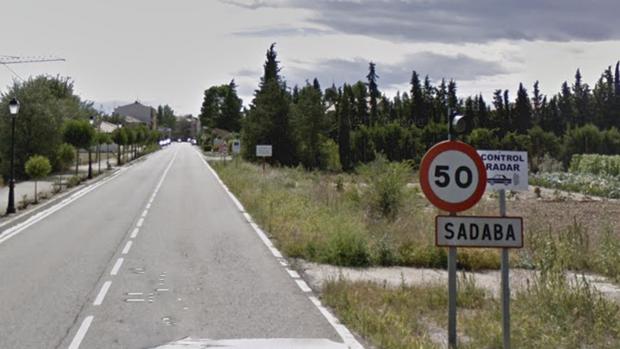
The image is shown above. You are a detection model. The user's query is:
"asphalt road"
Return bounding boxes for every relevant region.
[0,143,352,349]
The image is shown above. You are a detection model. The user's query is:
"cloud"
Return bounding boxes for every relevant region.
[222,0,620,43]
[286,52,509,89]
[233,27,333,37]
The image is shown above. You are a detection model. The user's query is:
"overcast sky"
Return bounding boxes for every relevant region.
[2,0,619,115]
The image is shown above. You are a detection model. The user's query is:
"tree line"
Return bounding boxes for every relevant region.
[0,76,164,181]
[201,44,620,171]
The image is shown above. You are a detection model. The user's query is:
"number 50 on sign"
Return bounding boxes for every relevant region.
[420,141,487,212]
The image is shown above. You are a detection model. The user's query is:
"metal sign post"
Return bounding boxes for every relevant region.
[419,140,488,349]
[448,214,457,348]
[499,189,510,349]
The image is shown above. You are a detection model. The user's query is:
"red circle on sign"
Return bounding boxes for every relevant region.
[419,140,487,212]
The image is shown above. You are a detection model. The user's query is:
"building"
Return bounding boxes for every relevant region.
[113,101,158,129]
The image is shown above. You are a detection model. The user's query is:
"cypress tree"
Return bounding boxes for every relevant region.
[366,62,380,126]
[241,43,296,165]
[410,71,424,127]
[338,85,353,171]
[514,83,533,133]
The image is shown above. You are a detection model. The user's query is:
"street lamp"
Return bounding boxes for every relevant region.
[88,116,94,179]
[6,98,20,214]
[116,123,122,166]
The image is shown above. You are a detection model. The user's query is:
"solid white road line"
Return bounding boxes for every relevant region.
[130,228,139,238]
[67,315,94,349]
[110,258,124,276]
[121,241,133,255]
[93,281,112,306]
[0,171,122,246]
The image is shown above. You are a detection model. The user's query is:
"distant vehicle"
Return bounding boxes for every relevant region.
[488,175,512,185]
[190,138,197,145]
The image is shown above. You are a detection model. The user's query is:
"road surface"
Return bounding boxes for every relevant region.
[0,143,355,349]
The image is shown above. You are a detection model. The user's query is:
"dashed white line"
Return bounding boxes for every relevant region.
[136,218,144,227]
[127,292,143,296]
[141,209,148,217]
[286,269,300,278]
[130,228,139,238]
[126,298,145,302]
[110,258,124,276]
[122,241,133,255]
[295,279,312,292]
[93,281,112,306]
[67,315,94,349]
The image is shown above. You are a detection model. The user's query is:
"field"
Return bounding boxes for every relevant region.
[210,158,620,348]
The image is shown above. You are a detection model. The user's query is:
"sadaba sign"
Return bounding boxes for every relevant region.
[436,215,523,248]
[477,150,528,191]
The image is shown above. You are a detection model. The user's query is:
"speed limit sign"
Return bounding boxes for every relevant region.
[420,141,487,212]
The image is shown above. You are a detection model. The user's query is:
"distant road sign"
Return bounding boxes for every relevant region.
[436,215,523,248]
[256,145,272,157]
[420,141,487,212]
[232,140,241,154]
[478,150,528,191]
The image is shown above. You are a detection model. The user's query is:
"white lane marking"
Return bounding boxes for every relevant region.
[156,288,169,292]
[0,171,122,246]
[127,292,143,296]
[310,296,364,349]
[286,269,300,279]
[136,218,144,227]
[194,148,365,349]
[126,298,145,302]
[141,209,148,217]
[146,203,151,209]
[130,228,139,238]
[68,315,94,349]
[110,258,124,276]
[93,281,112,306]
[295,279,312,292]
[121,241,133,255]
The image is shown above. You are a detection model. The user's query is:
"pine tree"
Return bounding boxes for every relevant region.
[435,79,448,124]
[514,83,533,133]
[573,69,591,126]
[352,81,369,128]
[409,71,424,127]
[241,43,296,165]
[220,80,242,132]
[366,62,380,126]
[558,81,574,131]
[291,83,326,169]
[338,85,353,171]
[532,81,543,125]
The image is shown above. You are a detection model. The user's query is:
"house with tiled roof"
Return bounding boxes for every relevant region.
[113,101,158,129]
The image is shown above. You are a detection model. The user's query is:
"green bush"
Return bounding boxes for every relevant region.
[358,156,412,220]
[322,229,370,267]
[25,155,52,203]
[67,175,82,188]
[318,138,341,172]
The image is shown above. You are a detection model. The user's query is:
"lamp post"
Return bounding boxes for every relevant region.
[6,98,20,214]
[88,116,94,179]
[116,123,122,166]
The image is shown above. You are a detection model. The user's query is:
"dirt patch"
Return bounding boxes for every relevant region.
[300,261,620,302]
